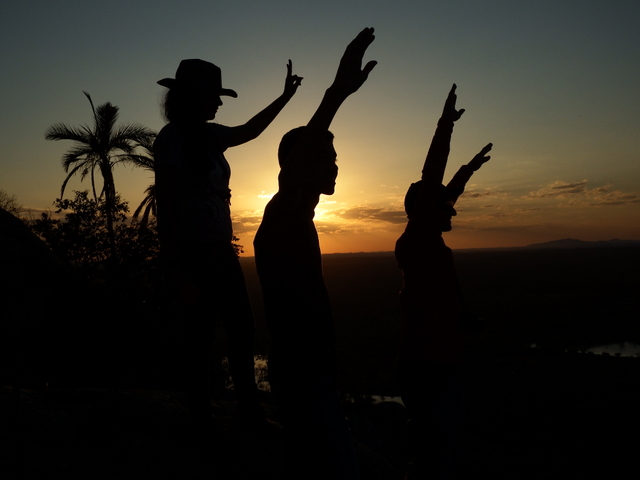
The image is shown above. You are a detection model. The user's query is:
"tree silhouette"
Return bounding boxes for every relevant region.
[0,188,23,217]
[45,92,155,257]
[30,190,160,268]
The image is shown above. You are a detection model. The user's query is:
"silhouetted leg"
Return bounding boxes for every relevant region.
[401,390,445,479]
[216,244,261,419]
[398,360,463,479]
[172,242,223,424]
[271,375,360,480]
[182,298,216,422]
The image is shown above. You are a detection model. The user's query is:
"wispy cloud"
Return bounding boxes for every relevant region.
[525,180,588,199]
[524,180,640,206]
[232,210,264,235]
[462,187,508,199]
[334,205,406,224]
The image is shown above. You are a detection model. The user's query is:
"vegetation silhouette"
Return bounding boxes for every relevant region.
[44,92,155,257]
[128,133,158,230]
[29,190,159,271]
[0,188,23,217]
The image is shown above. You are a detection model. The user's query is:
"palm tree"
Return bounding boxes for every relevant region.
[45,92,155,256]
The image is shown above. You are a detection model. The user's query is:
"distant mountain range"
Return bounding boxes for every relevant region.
[477,238,640,251]
[296,239,640,258]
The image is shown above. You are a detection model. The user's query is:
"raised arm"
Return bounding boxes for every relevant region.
[227,60,303,147]
[279,28,377,186]
[421,84,464,191]
[306,27,377,134]
[446,143,493,202]
[407,85,464,225]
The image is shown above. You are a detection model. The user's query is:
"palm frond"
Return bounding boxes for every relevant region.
[60,163,89,198]
[114,153,155,170]
[133,194,152,219]
[113,124,154,141]
[45,123,93,144]
[90,166,98,200]
[136,133,156,154]
[96,102,119,147]
[133,187,156,229]
[83,91,97,118]
[110,125,155,154]
[61,146,94,172]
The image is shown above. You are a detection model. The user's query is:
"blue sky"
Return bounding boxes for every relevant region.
[2,0,639,254]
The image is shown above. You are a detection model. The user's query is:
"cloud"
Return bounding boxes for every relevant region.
[585,187,640,206]
[462,187,507,199]
[231,210,264,235]
[525,180,588,199]
[335,205,407,224]
[315,222,348,234]
[524,180,640,206]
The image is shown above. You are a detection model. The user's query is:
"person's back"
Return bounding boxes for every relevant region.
[395,231,464,364]
[254,190,338,385]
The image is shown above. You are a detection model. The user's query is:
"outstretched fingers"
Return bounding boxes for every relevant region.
[345,27,376,55]
[469,143,493,171]
[362,60,377,76]
[480,143,493,155]
[442,83,464,121]
[332,28,377,95]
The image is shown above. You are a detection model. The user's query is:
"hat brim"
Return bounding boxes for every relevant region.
[220,88,238,98]
[157,78,238,98]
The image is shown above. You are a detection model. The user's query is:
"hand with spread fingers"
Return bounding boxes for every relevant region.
[441,83,465,122]
[468,143,493,171]
[330,27,377,96]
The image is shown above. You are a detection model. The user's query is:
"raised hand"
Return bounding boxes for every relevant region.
[330,27,377,96]
[468,143,493,171]
[441,84,465,122]
[283,59,303,98]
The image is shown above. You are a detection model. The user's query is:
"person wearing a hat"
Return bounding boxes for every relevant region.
[154,59,302,429]
[395,85,492,479]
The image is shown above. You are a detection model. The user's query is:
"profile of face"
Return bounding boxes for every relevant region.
[438,199,457,232]
[202,90,223,121]
[313,139,338,195]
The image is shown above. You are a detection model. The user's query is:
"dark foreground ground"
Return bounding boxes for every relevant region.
[2,247,639,478]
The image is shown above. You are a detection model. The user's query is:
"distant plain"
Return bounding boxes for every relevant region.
[242,246,640,476]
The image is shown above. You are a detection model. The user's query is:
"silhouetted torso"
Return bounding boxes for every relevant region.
[155,122,233,244]
[254,192,338,386]
[395,230,464,364]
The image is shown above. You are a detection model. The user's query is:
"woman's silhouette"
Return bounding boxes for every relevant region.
[154,58,301,429]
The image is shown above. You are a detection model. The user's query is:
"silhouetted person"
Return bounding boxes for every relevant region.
[254,28,377,480]
[154,59,302,430]
[395,85,492,479]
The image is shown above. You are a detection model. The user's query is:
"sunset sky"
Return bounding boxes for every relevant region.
[2,0,639,255]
